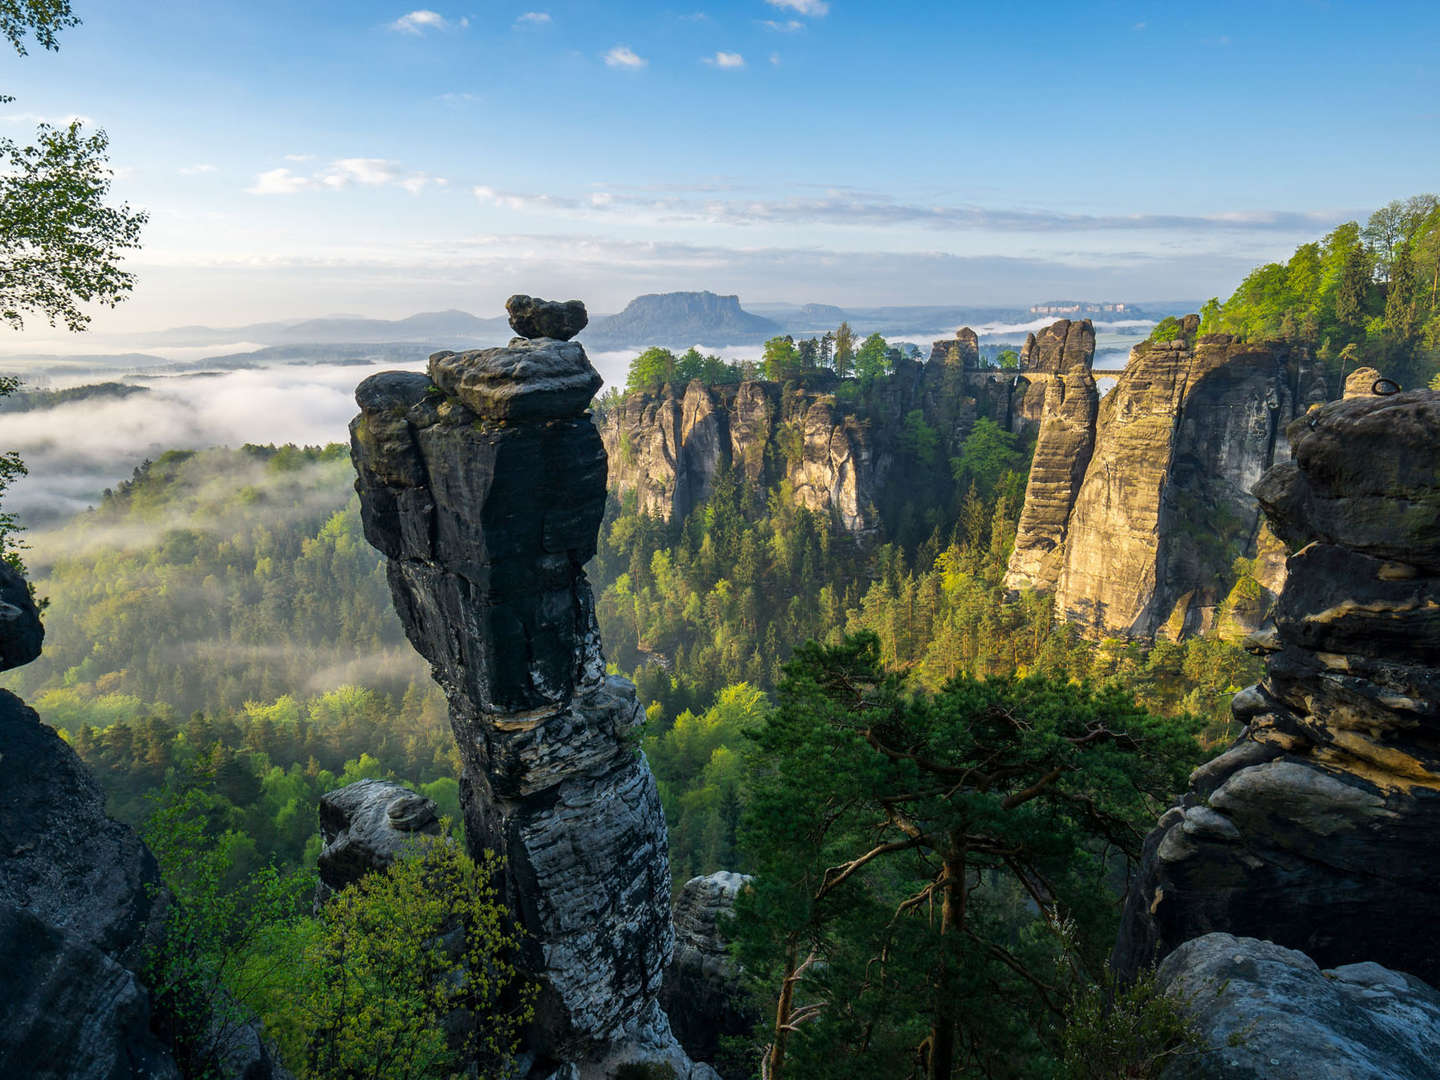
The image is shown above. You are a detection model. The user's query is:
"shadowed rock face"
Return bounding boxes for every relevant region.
[1113,389,1440,987]
[351,325,710,1078]
[661,872,758,1075]
[0,561,42,671]
[506,295,588,342]
[1155,934,1440,1080]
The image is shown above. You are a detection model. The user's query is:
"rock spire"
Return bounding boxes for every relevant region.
[350,297,712,1078]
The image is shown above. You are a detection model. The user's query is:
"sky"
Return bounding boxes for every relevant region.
[3,0,1438,336]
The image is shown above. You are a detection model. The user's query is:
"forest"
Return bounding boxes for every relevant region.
[8,196,1435,1076]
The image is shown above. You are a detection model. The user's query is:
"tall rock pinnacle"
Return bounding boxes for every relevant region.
[350,297,711,1079]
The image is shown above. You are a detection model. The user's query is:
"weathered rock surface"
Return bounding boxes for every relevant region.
[430,339,602,422]
[1019,318,1095,375]
[508,295,588,342]
[1113,389,1440,986]
[0,560,42,671]
[0,689,180,1080]
[927,326,980,367]
[314,778,442,907]
[661,872,757,1074]
[1004,366,1098,592]
[1155,934,1440,1080]
[1053,332,1325,638]
[351,332,713,1078]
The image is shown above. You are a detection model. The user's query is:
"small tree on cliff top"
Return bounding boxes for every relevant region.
[733,633,1203,1080]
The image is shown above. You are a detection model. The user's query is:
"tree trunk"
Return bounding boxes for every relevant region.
[928,841,967,1080]
[767,940,801,1080]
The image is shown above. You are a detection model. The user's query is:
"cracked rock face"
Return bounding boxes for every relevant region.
[1004,366,1098,593]
[1113,389,1440,987]
[1052,333,1324,639]
[1155,934,1440,1080]
[351,322,710,1078]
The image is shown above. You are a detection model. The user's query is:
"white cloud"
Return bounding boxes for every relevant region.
[246,168,314,195]
[761,19,803,31]
[179,163,218,175]
[767,0,828,15]
[247,158,437,196]
[388,10,464,34]
[515,11,551,26]
[704,51,745,68]
[770,52,781,65]
[283,153,315,162]
[603,45,647,68]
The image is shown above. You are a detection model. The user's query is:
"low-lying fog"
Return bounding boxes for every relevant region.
[1,319,1142,533]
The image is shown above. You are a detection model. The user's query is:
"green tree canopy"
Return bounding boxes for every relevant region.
[763,335,803,382]
[733,633,1204,1080]
[854,332,890,384]
[625,346,678,395]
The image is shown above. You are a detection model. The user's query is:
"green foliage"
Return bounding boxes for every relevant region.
[1,0,79,55]
[899,409,939,467]
[853,332,890,384]
[300,838,533,1080]
[1148,316,1185,343]
[763,335,803,382]
[143,783,315,1079]
[950,416,1027,498]
[732,634,1205,1079]
[0,120,147,331]
[0,375,28,575]
[997,348,1020,371]
[1199,195,1440,388]
[1061,967,1204,1079]
[833,321,856,377]
[626,346,678,395]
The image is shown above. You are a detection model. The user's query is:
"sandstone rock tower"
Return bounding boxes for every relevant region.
[350,296,709,1079]
[1113,387,1440,986]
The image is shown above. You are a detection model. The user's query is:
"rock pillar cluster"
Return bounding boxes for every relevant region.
[350,297,709,1078]
[1041,328,1324,638]
[1113,388,1440,987]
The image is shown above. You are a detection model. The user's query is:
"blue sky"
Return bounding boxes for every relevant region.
[3,0,1438,333]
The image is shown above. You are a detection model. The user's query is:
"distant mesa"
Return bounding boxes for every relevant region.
[583,290,782,348]
[505,294,588,341]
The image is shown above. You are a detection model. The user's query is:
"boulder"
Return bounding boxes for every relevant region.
[314,778,442,907]
[1343,365,1384,398]
[428,339,602,421]
[507,295,588,342]
[1156,934,1440,1080]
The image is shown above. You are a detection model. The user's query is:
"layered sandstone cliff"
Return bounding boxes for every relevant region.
[1003,366,1099,593]
[1112,388,1440,986]
[1043,327,1325,638]
[350,300,711,1079]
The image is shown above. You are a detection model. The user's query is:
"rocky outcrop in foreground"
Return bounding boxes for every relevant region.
[0,560,286,1079]
[351,298,711,1078]
[661,872,757,1075]
[1114,388,1440,986]
[1156,934,1440,1080]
